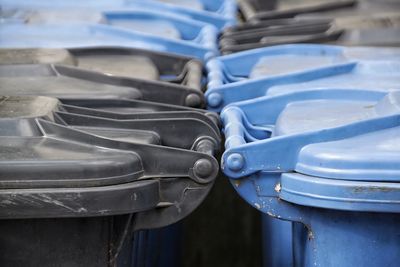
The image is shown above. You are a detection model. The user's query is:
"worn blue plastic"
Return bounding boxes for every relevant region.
[261,216,293,267]
[147,0,237,21]
[0,0,235,29]
[206,60,400,111]
[0,23,216,61]
[206,44,400,88]
[3,9,218,51]
[221,89,400,266]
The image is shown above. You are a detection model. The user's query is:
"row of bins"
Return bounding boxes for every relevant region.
[2,0,400,267]
[0,0,237,266]
[207,1,400,265]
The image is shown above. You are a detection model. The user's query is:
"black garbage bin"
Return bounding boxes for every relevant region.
[0,48,204,107]
[0,95,221,267]
[220,0,400,53]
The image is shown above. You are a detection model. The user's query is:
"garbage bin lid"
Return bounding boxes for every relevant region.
[0,96,144,189]
[0,23,213,60]
[208,44,400,82]
[267,61,400,96]
[295,1,400,21]
[0,96,220,221]
[273,91,400,140]
[249,0,398,21]
[73,54,160,80]
[0,45,160,80]
[0,47,205,91]
[336,27,400,47]
[108,19,181,39]
[221,90,400,212]
[0,64,143,100]
[3,9,216,41]
[219,12,400,54]
[249,45,400,78]
[294,125,400,181]
[221,89,400,180]
[101,10,217,47]
[0,63,205,107]
[279,125,400,212]
[205,60,400,112]
[0,0,233,29]
[158,0,203,10]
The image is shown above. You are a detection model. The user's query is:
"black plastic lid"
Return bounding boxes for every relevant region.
[0,96,220,225]
[0,47,203,90]
[0,63,205,107]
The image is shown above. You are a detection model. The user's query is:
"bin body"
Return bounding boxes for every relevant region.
[0,215,135,267]
[221,88,400,267]
[133,223,183,267]
[0,96,220,267]
[292,210,400,267]
[261,215,293,267]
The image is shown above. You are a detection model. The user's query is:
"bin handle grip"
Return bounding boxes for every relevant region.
[38,119,219,184]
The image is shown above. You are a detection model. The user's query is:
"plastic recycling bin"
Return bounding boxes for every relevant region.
[2,9,218,51]
[239,0,398,22]
[220,12,400,53]
[236,0,354,21]
[0,0,235,29]
[144,0,237,22]
[205,44,400,110]
[0,47,204,89]
[220,89,400,267]
[1,46,219,267]
[219,18,337,53]
[206,44,400,88]
[220,0,400,53]
[0,95,221,266]
[205,59,400,112]
[0,63,206,107]
[0,23,215,60]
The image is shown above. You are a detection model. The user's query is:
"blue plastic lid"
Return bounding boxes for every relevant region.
[250,54,345,78]
[249,46,400,78]
[0,23,214,60]
[5,10,182,39]
[267,61,400,96]
[2,9,220,48]
[155,0,204,10]
[221,89,400,211]
[295,126,400,181]
[221,90,400,179]
[274,91,400,137]
[205,61,400,112]
[0,0,235,29]
[107,19,181,39]
[271,91,400,181]
[208,45,400,83]
[278,125,400,212]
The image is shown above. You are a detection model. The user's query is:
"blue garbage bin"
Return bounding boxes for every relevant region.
[0,22,215,60]
[0,0,235,29]
[2,9,218,52]
[205,46,400,112]
[221,89,400,267]
[147,0,237,21]
[206,44,400,88]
